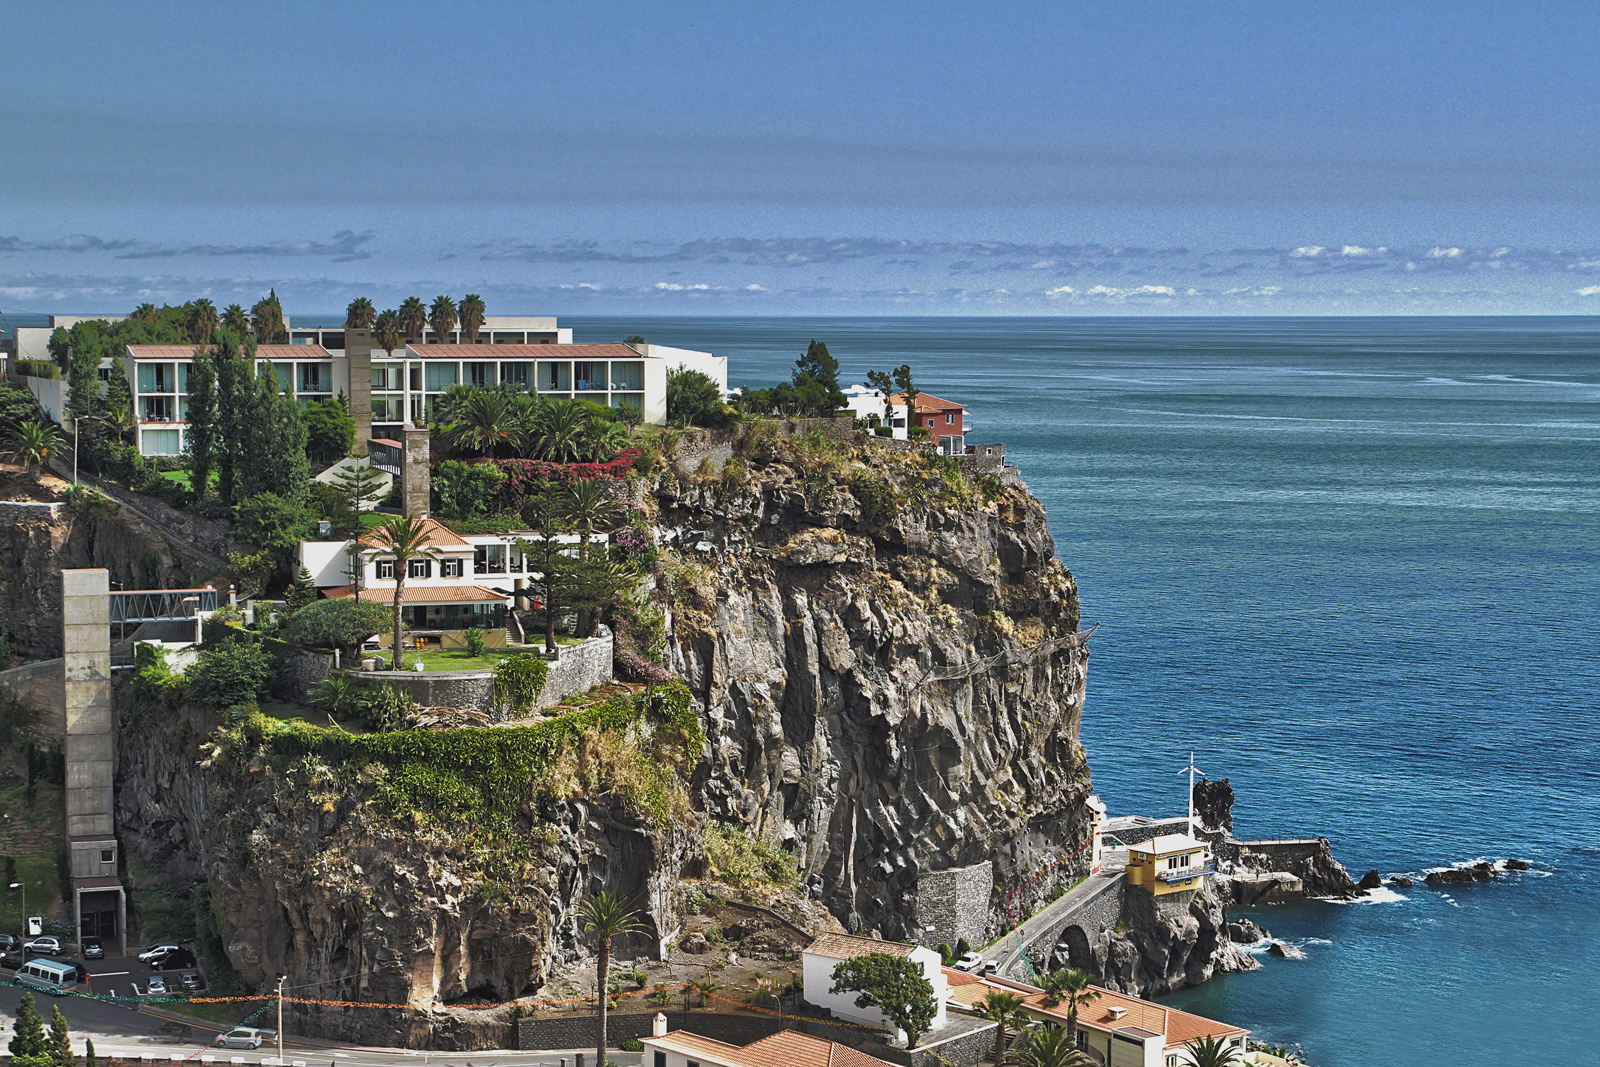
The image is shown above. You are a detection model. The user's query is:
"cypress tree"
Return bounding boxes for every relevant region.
[213,332,249,506]
[85,1037,97,1067]
[47,1005,71,1067]
[9,992,46,1059]
[184,345,218,500]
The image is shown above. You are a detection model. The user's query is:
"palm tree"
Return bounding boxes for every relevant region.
[250,289,287,343]
[975,991,1032,1066]
[430,383,480,427]
[4,420,66,474]
[398,296,427,343]
[444,390,520,457]
[365,516,438,670]
[132,302,159,323]
[221,304,251,336]
[578,892,644,1067]
[459,294,486,343]
[100,402,138,445]
[374,309,404,357]
[579,417,628,463]
[345,297,376,331]
[190,299,218,343]
[1003,1024,1095,1067]
[428,295,458,344]
[530,398,590,462]
[1182,1036,1244,1067]
[1040,968,1101,1048]
[687,978,722,1009]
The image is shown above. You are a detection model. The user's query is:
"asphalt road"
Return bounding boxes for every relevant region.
[989,852,1128,980]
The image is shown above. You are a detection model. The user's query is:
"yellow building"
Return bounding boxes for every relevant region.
[1125,833,1212,896]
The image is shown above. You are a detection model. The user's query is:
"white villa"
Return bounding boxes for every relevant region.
[801,932,949,1038]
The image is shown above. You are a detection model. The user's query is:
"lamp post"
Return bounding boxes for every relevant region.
[72,415,86,486]
[8,881,24,930]
[276,975,287,1065]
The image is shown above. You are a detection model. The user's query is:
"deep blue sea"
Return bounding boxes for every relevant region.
[565,315,1600,1067]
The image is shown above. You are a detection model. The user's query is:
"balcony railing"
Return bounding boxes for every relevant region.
[1155,862,1215,884]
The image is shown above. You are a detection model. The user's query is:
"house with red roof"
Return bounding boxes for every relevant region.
[644,1021,901,1067]
[802,932,950,1036]
[945,968,1254,1067]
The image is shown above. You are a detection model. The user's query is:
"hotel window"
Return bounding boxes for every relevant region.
[300,362,330,392]
[142,428,181,455]
[377,560,395,579]
[946,412,956,424]
[424,363,458,391]
[408,559,432,579]
[468,361,495,387]
[441,559,463,578]
[501,361,531,387]
[609,360,644,391]
[539,360,572,391]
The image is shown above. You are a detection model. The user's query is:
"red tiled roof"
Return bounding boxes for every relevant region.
[400,343,642,359]
[326,584,508,605]
[805,932,919,961]
[1020,986,1246,1047]
[648,1029,899,1067]
[890,391,964,413]
[355,517,472,550]
[126,344,330,359]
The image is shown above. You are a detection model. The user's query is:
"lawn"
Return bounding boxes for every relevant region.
[258,700,370,734]
[406,646,525,672]
[158,469,217,491]
[0,854,64,934]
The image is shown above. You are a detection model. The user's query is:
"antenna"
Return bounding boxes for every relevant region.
[1179,751,1206,836]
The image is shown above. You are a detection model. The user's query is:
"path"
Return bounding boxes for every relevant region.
[988,852,1126,982]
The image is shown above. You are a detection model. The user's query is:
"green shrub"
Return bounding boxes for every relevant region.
[356,683,416,732]
[285,598,391,656]
[186,639,272,707]
[850,472,897,525]
[703,823,799,887]
[619,1038,644,1053]
[463,626,487,657]
[492,655,550,717]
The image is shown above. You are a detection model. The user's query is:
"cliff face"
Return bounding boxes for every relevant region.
[654,433,1091,940]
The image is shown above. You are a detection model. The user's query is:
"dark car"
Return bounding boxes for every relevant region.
[151,947,197,971]
[82,939,104,960]
[0,951,24,970]
[0,934,19,952]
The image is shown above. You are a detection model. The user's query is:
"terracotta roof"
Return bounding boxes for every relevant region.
[890,391,964,413]
[1020,986,1246,1047]
[942,967,984,988]
[326,584,508,605]
[648,1029,899,1067]
[355,516,472,550]
[805,932,918,961]
[125,344,330,359]
[399,342,642,360]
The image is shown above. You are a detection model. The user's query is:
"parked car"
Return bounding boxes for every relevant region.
[0,951,25,970]
[146,975,167,995]
[23,937,62,957]
[0,934,20,952]
[216,1027,273,1050]
[953,951,985,972]
[150,947,197,971]
[82,939,104,960]
[178,969,203,991]
[975,960,999,976]
[138,942,181,965]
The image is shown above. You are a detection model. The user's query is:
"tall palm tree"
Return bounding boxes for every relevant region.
[251,289,286,343]
[100,402,138,445]
[398,296,427,343]
[1040,969,1101,1048]
[345,296,377,331]
[365,516,438,670]
[530,399,590,462]
[459,294,486,343]
[1183,1036,1244,1067]
[975,991,1031,1066]
[132,302,159,324]
[221,304,251,336]
[4,420,66,474]
[374,309,404,357]
[1003,1025,1095,1067]
[579,892,644,1067]
[190,299,218,343]
[428,295,458,344]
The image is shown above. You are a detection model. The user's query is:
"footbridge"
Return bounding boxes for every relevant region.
[108,586,220,625]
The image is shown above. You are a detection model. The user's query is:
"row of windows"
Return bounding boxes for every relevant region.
[376,559,466,580]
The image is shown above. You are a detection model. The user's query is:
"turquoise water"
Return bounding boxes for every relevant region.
[569,315,1600,1066]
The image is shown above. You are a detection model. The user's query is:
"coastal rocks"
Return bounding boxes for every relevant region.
[1191,777,1235,835]
[1505,859,1530,871]
[1090,881,1256,998]
[1391,876,1414,888]
[1226,918,1268,944]
[1424,863,1499,886]
[1266,940,1306,960]
[1358,870,1384,891]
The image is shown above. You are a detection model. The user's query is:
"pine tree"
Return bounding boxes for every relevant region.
[9,992,46,1059]
[47,1005,71,1067]
[288,567,319,610]
[331,459,385,517]
[213,332,250,506]
[184,345,218,500]
[84,1037,96,1067]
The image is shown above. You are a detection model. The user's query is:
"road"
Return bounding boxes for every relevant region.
[988,851,1127,981]
[0,955,644,1067]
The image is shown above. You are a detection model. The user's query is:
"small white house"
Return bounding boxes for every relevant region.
[801,932,948,1038]
[842,385,908,438]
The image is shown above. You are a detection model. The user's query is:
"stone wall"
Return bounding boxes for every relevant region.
[1021,874,1126,976]
[0,499,62,523]
[278,647,336,704]
[539,628,615,705]
[358,629,614,712]
[915,861,993,951]
[911,1019,998,1067]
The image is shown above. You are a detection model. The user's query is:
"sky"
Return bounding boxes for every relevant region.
[5,0,1600,316]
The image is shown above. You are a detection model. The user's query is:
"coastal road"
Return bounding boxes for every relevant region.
[988,852,1127,981]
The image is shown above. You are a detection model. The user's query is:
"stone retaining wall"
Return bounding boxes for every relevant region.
[360,629,614,712]
[916,861,993,952]
[0,499,62,523]
[1017,874,1126,977]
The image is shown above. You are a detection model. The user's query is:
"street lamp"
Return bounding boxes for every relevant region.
[8,881,24,930]
[276,975,287,1065]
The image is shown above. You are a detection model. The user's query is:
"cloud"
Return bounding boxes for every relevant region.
[1291,246,1326,258]
[1084,284,1177,298]
[1577,286,1600,296]
[1340,245,1388,257]
[0,233,139,254]
[117,230,376,262]
[1045,285,1075,296]
[1427,247,1464,259]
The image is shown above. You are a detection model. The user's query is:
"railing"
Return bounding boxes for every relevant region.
[1155,862,1215,884]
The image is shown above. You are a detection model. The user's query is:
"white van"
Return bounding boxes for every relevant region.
[17,958,78,996]
[216,1027,274,1050]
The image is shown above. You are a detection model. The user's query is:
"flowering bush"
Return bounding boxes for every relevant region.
[474,449,640,511]
[612,525,654,556]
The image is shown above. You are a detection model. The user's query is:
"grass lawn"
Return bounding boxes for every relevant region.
[407,646,525,672]
[0,854,64,934]
[356,511,392,530]
[158,469,218,492]
[258,700,370,734]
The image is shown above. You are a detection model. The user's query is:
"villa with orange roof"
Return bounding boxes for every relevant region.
[945,969,1253,1067]
[643,1018,901,1067]
[802,932,950,1037]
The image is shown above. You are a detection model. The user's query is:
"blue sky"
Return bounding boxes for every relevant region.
[5,1,1600,315]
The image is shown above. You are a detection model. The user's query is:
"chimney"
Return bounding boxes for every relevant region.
[1106,1006,1126,1021]
[346,327,373,454]
[403,426,431,519]
[652,1013,668,1038]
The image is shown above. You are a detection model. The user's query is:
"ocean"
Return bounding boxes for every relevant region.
[564,315,1600,1067]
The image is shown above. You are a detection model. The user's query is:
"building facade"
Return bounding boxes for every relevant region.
[1124,833,1213,896]
[802,932,950,1036]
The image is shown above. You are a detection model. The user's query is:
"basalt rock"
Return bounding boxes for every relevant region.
[1094,881,1257,997]
[1192,777,1235,836]
[1358,870,1383,891]
[1505,859,1529,872]
[1226,918,1267,944]
[1424,863,1499,886]
[1391,876,1414,888]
